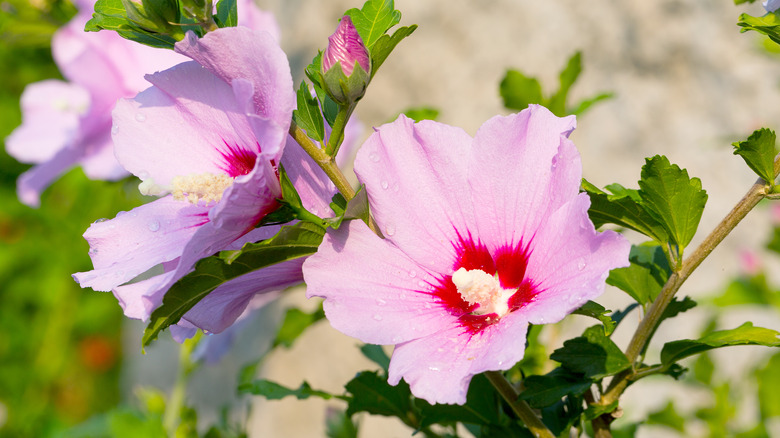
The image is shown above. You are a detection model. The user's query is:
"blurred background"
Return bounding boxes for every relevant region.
[2,0,780,437]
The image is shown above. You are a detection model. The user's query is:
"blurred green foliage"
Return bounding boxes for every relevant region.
[0,1,145,436]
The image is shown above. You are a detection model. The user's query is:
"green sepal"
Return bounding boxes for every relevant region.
[732,128,777,186]
[572,301,616,336]
[738,12,780,46]
[583,400,619,421]
[293,81,326,143]
[86,0,183,48]
[323,186,371,230]
[550,325,631,380]
[141,221,325,346]
[660,322,780,366]
[322,62,370,105]
[638,155,708,254]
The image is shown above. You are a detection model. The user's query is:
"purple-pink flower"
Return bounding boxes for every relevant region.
[4,0,278,208]
[303,105,630,405]
[73,26,296,334]
[5,0,183,207]
[322,15,370,77]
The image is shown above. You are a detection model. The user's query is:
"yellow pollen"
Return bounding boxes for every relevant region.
[451,267,513,317]
[171,173,234,204]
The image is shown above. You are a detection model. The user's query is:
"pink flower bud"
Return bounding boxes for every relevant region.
[322,16,370,77]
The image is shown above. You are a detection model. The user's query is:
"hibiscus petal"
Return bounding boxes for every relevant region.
[112,61,258,185]
[354,115,475,274]
[16,147,83,207]
[73,196,210,291]
[5,80,89,163]
[304,221,455,345]
[174,27,294,152]
[469,106,577,252]
[281,136,337,217]
[181,259,304,334]
[521,193,630,324]
[112,267,177,321]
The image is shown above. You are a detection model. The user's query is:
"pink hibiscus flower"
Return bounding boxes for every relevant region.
[5,0,278,207]
[303,105,630,404]
[73,26,297,334]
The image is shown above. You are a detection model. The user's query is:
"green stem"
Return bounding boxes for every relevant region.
[324,105,353,157]
[289,121,380,234]
[163,333,201,435]
[591,156,780,437]
[484,371,555,438]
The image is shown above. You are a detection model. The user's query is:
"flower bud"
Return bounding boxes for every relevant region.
[321,16,371,104]
[120,0,179,33]
[765,0,780,13]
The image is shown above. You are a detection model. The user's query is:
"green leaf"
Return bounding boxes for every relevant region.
[345,0,401,50]
[756,351,780,419]
[325,408,359,438]
[735,0,757,3]
[142,222,325,346]
[572,301,616,335]
[693,352,714,385]
[415,374,501,429]
[646,401,686,432]
[500,69,543,111]
[273,306,325,349]
[540,395,584,437]
[583,400,619,421]
[548,51,582,115]
[214,0,237,28]
[660,322,780,366]
[732,128,777,185]
[659,296,697,322]
[638,155,708,252]
[607,244,670,304]
[359,344,390,374]
[399,106,439,122]
[293,81,325,143]
[581,179,669,243]
[551,325,631,379]
[738,12,780,46]
[345,371,414,419]
[518,367,592,408]
[368,24,417,77]
[570,92,615,116]
[712,273,779,308]
[239,379,336,400]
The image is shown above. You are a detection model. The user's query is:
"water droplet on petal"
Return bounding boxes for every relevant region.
[408,270,416,278]
[148,221,160,232]
[381,180,388,189]
[385,224,395,236]
[111,125,118,135]
[369,152,380,162]
[392,182,399,192]
[88,248,98,256]
[93,218,109,224]
[135,112,146,122]
[417,280,427,288]
[428,366,440,372]
[376,298,387,306]
[399,292,407,300]
[577,258,586,271]
[373,314,383,321]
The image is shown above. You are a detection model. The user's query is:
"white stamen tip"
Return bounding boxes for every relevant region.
[452,267,512,317]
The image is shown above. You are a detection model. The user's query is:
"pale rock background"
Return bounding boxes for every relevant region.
[122,1,780,436]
